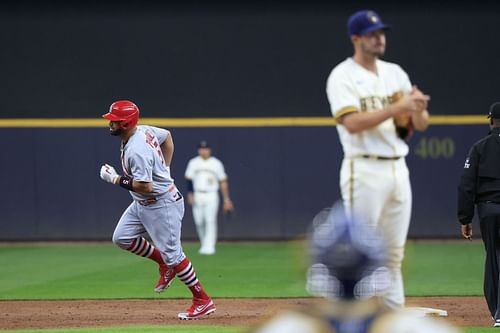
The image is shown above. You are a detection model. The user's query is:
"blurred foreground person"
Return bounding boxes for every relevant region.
[250,204,460,333]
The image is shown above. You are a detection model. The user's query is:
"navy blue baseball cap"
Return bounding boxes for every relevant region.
[198,140,210,148]
[347,10,391,37]
[488,102,500,119]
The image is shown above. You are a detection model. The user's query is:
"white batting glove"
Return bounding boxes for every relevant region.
[100,164,120,184]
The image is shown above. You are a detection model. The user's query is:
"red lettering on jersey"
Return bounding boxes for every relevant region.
[146,131,162,150]
[145,129,166,166]
[145,131,156,147]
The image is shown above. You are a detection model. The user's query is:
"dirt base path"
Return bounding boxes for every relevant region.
[0,297,491,330]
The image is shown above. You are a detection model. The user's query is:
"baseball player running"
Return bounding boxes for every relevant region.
[326,10,430,307]
[99,100,215,320]
[185,140,234,255]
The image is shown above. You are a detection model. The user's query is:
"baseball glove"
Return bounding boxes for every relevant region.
[391,92,414,141]
[395,119,413,141]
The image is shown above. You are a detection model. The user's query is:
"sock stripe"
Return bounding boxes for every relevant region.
[130,237,143,253]
[141,244,154,257]
[127,238,139,252]
[133,240,147,255]
[173,258,207,298]
[177,263,193,278]
[185,275,199,287]
[178,266,199,287]
[180,269,195,282]
[127,237,156,258]
[138,243,151,257]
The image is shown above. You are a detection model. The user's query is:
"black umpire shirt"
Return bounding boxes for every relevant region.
[458,127,500,225]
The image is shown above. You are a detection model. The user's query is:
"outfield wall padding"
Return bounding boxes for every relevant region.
[0,124,486,240]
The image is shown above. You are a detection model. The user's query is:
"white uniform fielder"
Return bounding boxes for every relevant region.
[326,57,413,307]
[185,155,228,255]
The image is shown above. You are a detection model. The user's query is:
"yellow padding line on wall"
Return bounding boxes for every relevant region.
[0,115,488,128]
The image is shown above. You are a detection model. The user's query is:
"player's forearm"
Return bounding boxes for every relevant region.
[220,180,231,201]
[340,106,397,133]
[113,176,153,193]
[411,110,429,131]
[132,180,154,193]
[161,135,174,166]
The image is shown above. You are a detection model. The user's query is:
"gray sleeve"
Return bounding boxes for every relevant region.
[129,150,153,182]
[150,126,170,145]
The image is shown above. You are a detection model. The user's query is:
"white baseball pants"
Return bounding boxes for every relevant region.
[192,191,220,255]
[340,157,412,307]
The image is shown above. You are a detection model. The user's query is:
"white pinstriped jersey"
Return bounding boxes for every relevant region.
[326,57,412,158]
[184,156,227,193]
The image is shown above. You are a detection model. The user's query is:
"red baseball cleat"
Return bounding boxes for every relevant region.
[178,298,216,320]
[154,264,175,293]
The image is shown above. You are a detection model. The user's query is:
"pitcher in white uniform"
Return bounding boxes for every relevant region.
[326,10,430,307]
[185,140,234,255]
[99,100,216,320]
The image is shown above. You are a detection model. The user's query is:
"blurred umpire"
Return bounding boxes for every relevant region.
[458,102,500,327]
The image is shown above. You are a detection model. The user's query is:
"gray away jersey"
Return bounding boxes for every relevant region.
[120,125,174,201]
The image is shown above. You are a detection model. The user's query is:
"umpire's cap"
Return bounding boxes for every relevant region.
[347,10,391,37]
[488,102,500,119]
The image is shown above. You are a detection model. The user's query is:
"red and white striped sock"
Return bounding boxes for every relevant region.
[126,237,165,265]
[174,257,209,299]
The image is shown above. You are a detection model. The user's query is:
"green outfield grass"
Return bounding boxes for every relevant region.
[404,241,484,296]
[0,240,485,300]
[0,240,487,332]
[0,242,308,300]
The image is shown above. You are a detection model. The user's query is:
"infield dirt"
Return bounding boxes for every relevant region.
[0,297,491,330]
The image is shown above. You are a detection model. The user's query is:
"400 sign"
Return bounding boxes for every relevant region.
[414,137,455,159]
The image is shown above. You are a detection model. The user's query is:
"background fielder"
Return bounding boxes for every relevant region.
[99,100,216,320]
[326,10,430,307]
[185,140,234,255]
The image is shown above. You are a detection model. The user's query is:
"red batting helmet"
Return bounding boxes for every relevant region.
[102,100,140,130]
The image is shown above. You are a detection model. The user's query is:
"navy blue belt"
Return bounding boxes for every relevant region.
[138,193,183,206]
[138,198,157,206]
[361,155,401,161]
